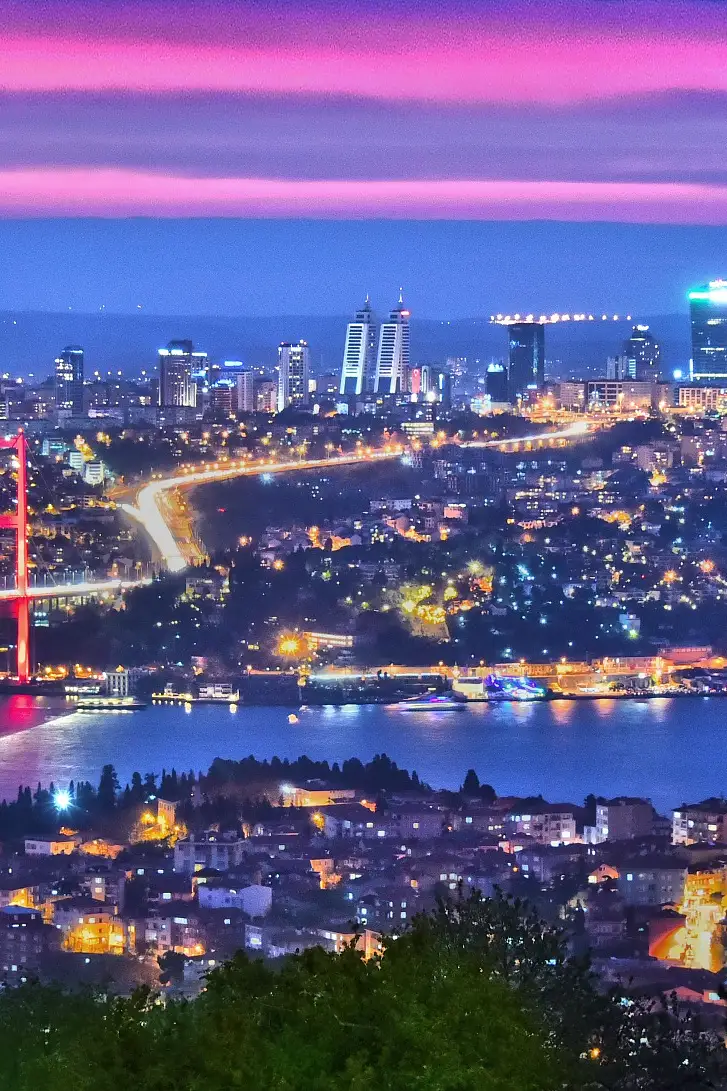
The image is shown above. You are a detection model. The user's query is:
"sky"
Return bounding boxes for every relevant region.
[0,0,725,315]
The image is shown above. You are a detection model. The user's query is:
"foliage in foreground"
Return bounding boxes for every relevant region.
[0,891,725,1090]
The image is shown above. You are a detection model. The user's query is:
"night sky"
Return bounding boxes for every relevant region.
[0,0,725,315]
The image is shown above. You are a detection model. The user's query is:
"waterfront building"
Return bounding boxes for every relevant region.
[105,667,130,698]
[340,297,377,396]
[507,322,544,400]
[690,280,727,381]
[277,341,310,411]
[374,294,410,394]
[54,345,84,415]
[158,340,205,408]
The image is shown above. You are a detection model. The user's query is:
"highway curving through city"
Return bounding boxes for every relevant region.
[121,420,605,573]
[121,448,403,571]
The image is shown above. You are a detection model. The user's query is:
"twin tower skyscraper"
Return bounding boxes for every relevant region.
[339,294,410,397]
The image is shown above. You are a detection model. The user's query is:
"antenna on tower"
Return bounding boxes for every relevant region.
[398,287,404,304]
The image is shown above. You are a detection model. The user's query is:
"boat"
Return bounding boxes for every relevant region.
[391,692,467,711]
[484,674,547,702]
[72,695,147,711]
[152,683,240,705]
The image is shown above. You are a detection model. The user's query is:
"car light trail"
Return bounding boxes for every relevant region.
[123,449,401,572]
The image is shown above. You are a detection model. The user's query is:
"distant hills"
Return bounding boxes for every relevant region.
[0,310,692,380]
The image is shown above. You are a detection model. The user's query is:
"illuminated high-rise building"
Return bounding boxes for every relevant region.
[622,324,660,381]
[485,362,509,402]
[54,345,84,415]
[374,293,410,394]
[690,280,727,381]
[507,322,544,400]
[236,371,255,413]
[277,341,310,411]
[340,297,377,396]
[158,340,205,407]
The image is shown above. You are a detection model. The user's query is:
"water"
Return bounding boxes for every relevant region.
[0,695,724,814]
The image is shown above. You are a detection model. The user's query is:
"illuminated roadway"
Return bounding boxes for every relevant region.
[464,421,594,449]
[0,577,150,602]
[121,449,403,572]
[121,421,604,573]
[0,423,604,601]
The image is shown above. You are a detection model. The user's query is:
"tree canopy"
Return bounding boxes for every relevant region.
[0,891,724,1090]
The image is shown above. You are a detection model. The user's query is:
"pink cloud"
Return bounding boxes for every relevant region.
[2,169,727,222]
[0,30,725,104]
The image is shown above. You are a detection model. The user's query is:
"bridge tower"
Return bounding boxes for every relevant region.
[0,432,29,683]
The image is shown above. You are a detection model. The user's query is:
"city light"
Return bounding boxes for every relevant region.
[53,788,72,810]
[277,634,302,656]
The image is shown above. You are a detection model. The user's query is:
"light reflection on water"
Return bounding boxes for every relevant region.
[0,696,722,814]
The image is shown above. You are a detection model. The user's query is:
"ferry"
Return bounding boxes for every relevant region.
[72,695,147,712]
[485,675,547,702]
[391,691,467,712]
[453,674,547,702]
[152,683,240,705]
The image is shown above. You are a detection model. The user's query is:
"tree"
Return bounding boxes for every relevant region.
[1,890,725,1090]
[157,951,186,987]
[97,764,119,811]
[462,768,480,795]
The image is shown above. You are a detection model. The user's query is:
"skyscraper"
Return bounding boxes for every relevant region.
[485,362,509,402]
[507,322,544,400]
[690,280,727,381]
[340,297,377,396]
[622,324,660,381]
[374,293,410,394]
[54,345,84,415]
[277,341,310,411]
[236,371,255,413]
[158,340,205,407]
[606,354,635,381]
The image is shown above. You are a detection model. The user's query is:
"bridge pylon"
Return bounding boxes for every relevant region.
[0,432,30,682]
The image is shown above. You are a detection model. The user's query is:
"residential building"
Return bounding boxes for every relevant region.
[236,371,255,413]
[618,859,687,906]
[672,799,727,845]
[595,798,654,843]
[198,883,272,916]
[25,834,79,856]
[158,340,205,408]
[0,906,49,982]
[277,341,310,410]
[506,802,576,842]
[55,345,84,415]
[174,835,247,874]
[506,804,576,845]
